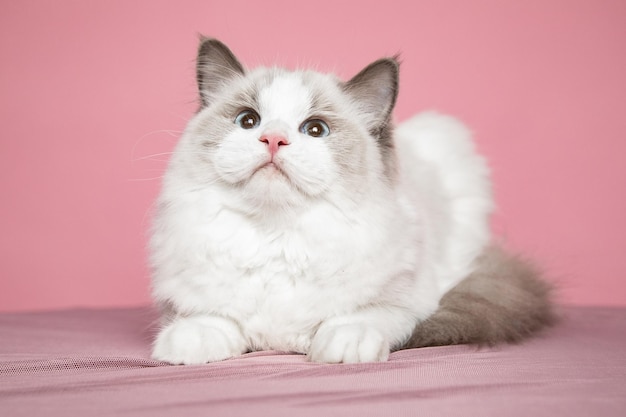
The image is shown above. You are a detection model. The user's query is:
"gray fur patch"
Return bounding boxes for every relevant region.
[342,57,400,183]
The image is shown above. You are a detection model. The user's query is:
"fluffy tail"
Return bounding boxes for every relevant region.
[404,245,555,348]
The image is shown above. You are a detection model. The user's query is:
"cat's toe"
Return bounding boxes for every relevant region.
[152,316,247,365]
[309,324,390,363]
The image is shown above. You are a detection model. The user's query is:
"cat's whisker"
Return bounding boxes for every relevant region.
[130,129,184,161]
[134,129,183,143]
[132,151,178,162]
[127,175,165,182]
[132,150,215,163]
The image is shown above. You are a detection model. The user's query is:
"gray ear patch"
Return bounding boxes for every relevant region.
[342,57,400,179]
[196,37,246,108]
[343,57,400,134]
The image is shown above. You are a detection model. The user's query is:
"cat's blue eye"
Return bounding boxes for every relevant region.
[235,109,261,129]
[300,119,330,138]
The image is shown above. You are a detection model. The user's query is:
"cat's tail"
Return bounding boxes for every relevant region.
[404,245,556,348]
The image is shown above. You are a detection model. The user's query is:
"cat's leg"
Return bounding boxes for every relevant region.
[309,307,416,363]
[152,314,247,364]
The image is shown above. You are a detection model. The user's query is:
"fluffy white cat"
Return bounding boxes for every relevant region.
[149,38,553,364]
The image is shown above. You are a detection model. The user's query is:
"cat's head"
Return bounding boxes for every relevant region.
[175,37,399,213]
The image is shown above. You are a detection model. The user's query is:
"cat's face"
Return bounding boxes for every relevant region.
[177,38,399,211]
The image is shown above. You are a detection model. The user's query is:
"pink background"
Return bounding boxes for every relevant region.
[1,0,624,311]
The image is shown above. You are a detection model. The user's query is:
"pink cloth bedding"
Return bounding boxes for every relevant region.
[1,306,625,416]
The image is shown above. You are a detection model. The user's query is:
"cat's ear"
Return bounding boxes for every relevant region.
[196,37,245,108]
[343,57,399,133]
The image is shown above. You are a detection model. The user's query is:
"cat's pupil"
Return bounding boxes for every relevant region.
[309,125,321,135]
[243,117,255,128]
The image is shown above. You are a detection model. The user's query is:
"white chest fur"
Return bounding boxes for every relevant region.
[151,186,421,353]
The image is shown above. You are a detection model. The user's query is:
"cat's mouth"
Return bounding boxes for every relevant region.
[253,161,289,179]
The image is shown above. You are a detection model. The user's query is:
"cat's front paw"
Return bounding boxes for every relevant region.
[152,315,247,365]
[309,323,390,363]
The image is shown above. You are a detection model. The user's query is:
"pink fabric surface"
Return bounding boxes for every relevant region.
[1,307,625,416]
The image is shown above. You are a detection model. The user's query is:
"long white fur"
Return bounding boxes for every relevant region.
[150,69,492,364]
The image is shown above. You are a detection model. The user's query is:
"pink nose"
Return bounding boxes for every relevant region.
[259,134,290,158]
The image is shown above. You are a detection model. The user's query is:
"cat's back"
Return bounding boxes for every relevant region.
[394,112,493,295]
[395,112,489,185]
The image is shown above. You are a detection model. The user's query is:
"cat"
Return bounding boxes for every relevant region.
[149,37,554,365]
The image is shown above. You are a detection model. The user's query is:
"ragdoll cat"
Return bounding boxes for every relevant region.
[149,38,554,364]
